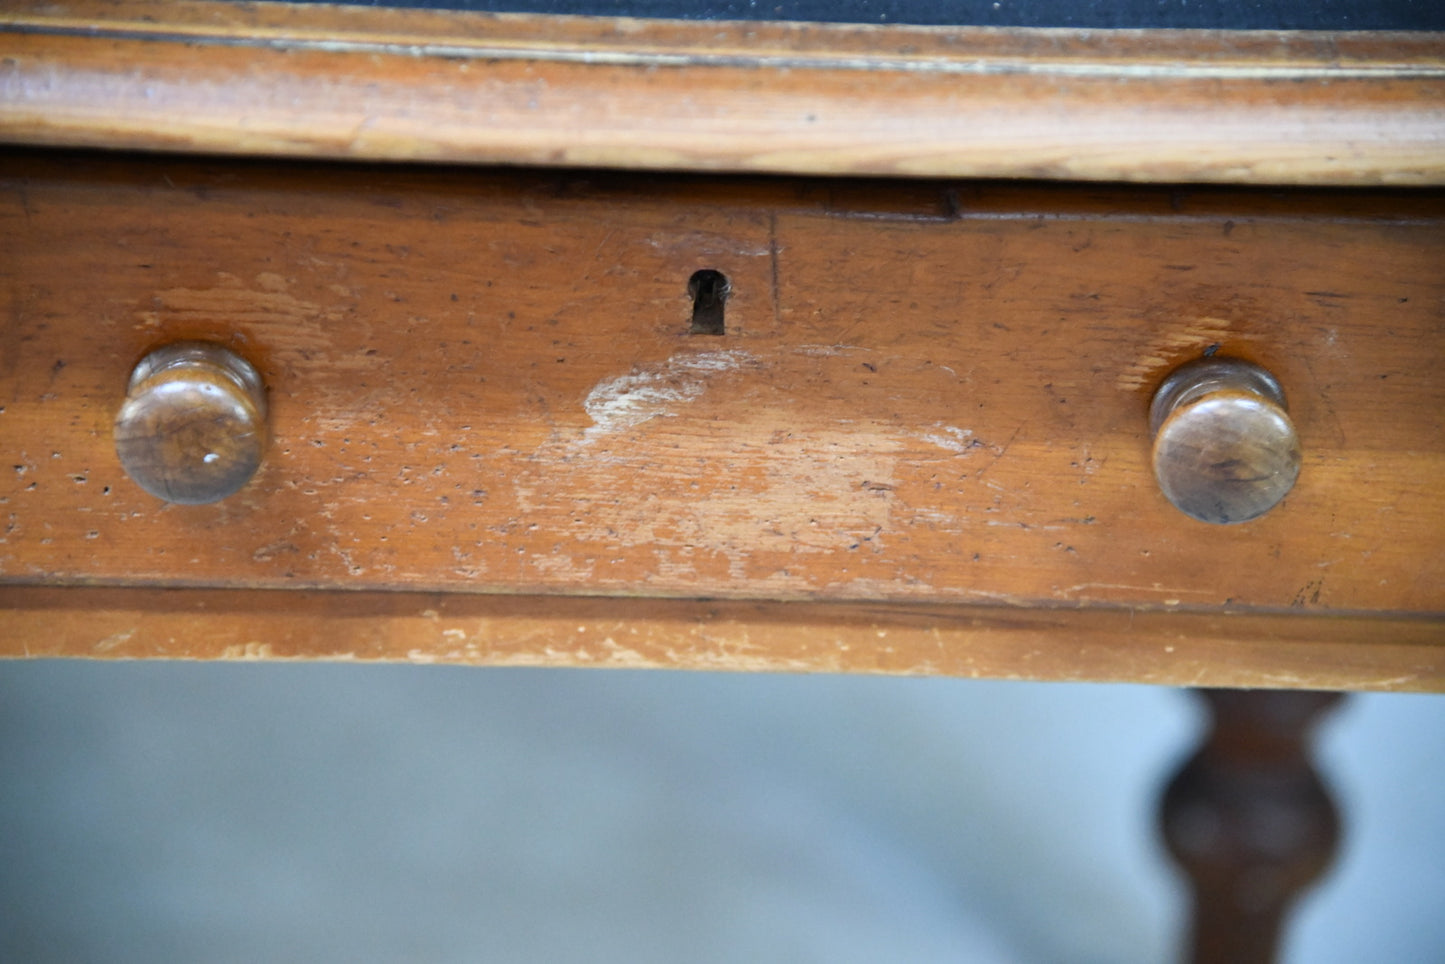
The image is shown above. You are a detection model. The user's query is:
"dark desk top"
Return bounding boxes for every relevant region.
[269,0,1443,31]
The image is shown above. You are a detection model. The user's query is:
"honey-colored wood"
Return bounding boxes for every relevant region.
[2,153,1442,619]
[1,1,1443,185]
[1150,358,1301,525]
[1,586,1442,691]
[113,341,268,504]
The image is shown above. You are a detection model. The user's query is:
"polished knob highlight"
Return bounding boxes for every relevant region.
[1149,358,1299,525]
[114,342,267,504]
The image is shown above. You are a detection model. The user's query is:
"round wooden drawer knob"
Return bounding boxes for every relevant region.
[1149,358,1300,525]
[114,342,268,504]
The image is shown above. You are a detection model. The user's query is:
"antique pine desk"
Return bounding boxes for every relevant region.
[1,1,1442,961]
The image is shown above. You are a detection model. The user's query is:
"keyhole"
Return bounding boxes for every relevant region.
[688,269,729,336]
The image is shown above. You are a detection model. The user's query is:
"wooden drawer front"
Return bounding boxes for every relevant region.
[1,155,1442,614]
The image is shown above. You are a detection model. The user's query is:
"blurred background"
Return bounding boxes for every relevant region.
[1,661,1441,963]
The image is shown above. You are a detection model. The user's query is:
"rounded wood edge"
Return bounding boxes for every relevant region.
[1,586,1441,692]
[2,1,1443,185]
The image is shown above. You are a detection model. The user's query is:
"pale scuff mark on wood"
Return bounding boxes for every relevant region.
[580,348,757,439]
[518,425,903,589]
[828,579,1027,606]
[792,343,872,357]
[916,424,977,454]
[530,553,597,582]
[219,641,274,659]
[1055,582,1218,602]
[92,627,135,653]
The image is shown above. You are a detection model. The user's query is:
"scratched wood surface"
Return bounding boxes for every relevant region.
[2,152,1442,624]
[3,586,1443,691]
[2,0,1444,185]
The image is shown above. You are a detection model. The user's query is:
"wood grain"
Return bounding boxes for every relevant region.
[2,586,1441,691]
[2,152,1442,620]
[1,0,1443,184]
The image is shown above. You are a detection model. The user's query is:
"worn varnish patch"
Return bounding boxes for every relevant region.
[580,349,758,438]
[0,156,1442,614]
[1116,315,1238,393]
[4,586,1443,691]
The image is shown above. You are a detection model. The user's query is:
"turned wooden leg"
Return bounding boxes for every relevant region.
[1161,689,1345,964]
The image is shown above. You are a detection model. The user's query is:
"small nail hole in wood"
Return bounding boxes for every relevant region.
[688,269,729,336]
